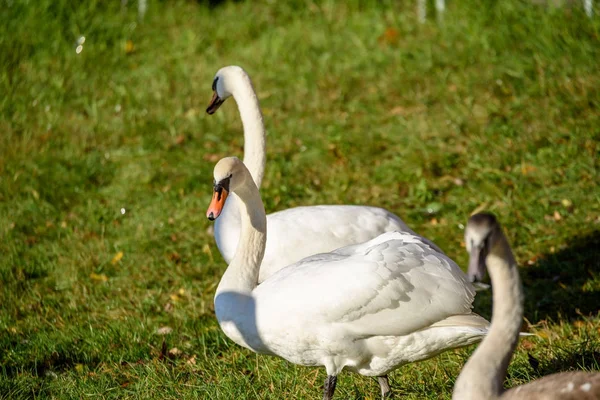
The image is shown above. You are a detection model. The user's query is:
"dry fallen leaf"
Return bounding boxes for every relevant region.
[111,251,123,265]
[90,272,108,282]
[186,355,196,366]
[378,27,399,45]
[521,164,537,175]
[553,210,562,221]
[125,40,134,54]
[156,326,172,335]
[573,320,585,328]
[168,347,182,357]
[519,339,535,350]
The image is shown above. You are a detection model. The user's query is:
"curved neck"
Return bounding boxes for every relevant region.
[230,74,266,188]
[453,233,523,400]
[215,175,266,295]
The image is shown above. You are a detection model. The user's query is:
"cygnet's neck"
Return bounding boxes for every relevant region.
[453,231,523,400]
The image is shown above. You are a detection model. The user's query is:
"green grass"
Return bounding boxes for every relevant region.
[1,0,599,398]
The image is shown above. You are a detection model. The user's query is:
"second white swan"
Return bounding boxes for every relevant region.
[206,65,442,282]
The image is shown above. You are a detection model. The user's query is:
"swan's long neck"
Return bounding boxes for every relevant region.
[215,178,266,295]
[231,74,266,188]
[453,232,523,400]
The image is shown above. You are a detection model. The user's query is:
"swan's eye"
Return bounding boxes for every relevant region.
[212,77,219,91]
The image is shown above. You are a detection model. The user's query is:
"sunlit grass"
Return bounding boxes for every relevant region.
[1,0,599,398]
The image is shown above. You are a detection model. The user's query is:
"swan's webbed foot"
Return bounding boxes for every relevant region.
[323,375,338,400]
[378,375,392,398]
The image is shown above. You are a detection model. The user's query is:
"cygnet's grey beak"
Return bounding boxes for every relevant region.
[467,244,487,283]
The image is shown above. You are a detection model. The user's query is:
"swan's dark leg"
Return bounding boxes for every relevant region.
[377,375,392,398]
[323,375,338,400]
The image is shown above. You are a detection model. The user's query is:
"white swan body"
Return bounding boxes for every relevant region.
[207,66,440,283]
[453,213,600,400]
[207,157,488,399]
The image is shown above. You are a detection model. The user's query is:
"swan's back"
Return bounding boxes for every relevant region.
[254,231,475,337]
[258,204,442,282]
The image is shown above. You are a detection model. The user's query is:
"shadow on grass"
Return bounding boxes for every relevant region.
[0,347,101,379]
[535,340,600,375]
[196,0,243,8]
[521,230,600,323]
[475,230,600,324]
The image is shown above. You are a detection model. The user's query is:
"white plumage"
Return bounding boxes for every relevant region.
[207,157,488,399]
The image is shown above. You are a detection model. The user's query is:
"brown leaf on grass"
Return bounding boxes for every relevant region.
[203,153,220,162]
[389,105,426,116]
[573,320,585,328]
[156,326,172,335]
[519,339,535,350]
[169,252,181,264]
[186,355,196,366]
[378,27,399,45]
[553,210,562,221]
[174,135,185,145]
[168,347,182,358]
[521,163,537,175]
[164,302,174,313]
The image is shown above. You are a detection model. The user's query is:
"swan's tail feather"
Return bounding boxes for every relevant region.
[429,313,490,330]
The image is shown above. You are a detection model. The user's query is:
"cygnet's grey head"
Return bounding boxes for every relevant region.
[206,65,247,114]
[465,212,500,283]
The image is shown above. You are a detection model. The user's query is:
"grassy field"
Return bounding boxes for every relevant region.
[1,0,599,398]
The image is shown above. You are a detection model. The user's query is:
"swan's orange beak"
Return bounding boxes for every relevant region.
[206,92,225,115]
[207,185,229,221]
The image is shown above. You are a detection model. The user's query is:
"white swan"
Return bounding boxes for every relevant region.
[206,65,442,283]
[206,157,489,399]
[453,213,600,400]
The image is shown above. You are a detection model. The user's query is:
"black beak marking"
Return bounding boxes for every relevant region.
[213,176,231,198]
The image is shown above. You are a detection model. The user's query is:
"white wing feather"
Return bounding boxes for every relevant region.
[254,231,474,337]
